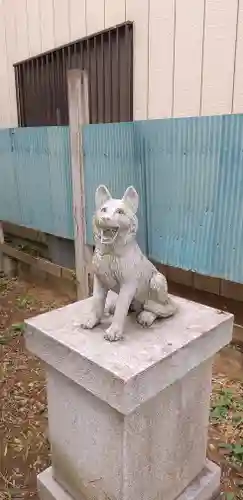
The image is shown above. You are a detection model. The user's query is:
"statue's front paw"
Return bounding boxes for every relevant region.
[104,324,124,342]
[80,310,100,329]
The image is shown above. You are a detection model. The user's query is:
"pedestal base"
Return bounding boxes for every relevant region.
[25,295,231,500]
[38,460,221,500]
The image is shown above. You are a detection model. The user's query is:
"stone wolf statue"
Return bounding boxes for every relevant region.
[81,185,176,341]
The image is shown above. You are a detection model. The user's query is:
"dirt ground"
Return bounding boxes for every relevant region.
[0,277,243,500]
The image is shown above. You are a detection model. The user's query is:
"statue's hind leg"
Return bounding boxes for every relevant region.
[144,272,177,317]
[137,272,176,327]
[136,310,157,327]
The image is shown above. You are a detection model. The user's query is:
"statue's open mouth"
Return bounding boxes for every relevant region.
[100,227,119,244]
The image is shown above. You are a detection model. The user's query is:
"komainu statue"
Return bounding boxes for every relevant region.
[81,185,176,341]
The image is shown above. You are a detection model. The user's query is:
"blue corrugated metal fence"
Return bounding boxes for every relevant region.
[0,127,73,239]
[83,114,243,284]
[0,114,243,283]
[83,122,148,253]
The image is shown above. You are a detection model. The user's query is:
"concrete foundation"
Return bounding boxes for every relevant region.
[47,235,75,270]
[37,460,221,500]
[25,293,233,500]
[2,254,17,277]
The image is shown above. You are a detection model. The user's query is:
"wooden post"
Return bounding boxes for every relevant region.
[67,69,91,300]
[81,71,94,276]
[0,221,4,274]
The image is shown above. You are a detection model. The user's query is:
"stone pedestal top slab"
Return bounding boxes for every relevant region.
[25,293,233,414]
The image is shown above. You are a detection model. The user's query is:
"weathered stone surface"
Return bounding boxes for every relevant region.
[38,468,72,500]
[48,358,213,500]
[82,185,176,342]
[25,295,233,500]
[177,460,221,500]
[38,460,221,500]
[25,294,233,414]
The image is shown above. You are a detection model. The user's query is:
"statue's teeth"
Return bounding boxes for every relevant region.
[100,227,118,243]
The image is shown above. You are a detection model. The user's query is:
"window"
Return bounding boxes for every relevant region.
[14,22,133,126]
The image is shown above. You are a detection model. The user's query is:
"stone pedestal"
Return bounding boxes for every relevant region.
[25,294,233,500]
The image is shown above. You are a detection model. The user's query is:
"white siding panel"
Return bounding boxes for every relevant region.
[53,0,70,46]
[0,0,242,129]
[27,0,42,56]
[105,0,125,28]
[2,0,18,125]
[126,0,149,120]
[0,1,11,126]
[6,68,18,126]
[201,0,238,115]
[148,0,174,119]
[3,0,16,60]
[0,6,7,65]
[40,0,55,51]
[14,0,30,62]
[173,0,204,117]
[232,0,243,113]
[86,0,105,35]
[69,0,86,40]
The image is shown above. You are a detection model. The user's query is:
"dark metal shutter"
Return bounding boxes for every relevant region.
[14,22,133,126]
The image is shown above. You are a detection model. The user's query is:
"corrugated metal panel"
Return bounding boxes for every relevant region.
[1,114,243,285]
[0,129,21,224]
[83,122,147,252]
[137,114,243,283]
[83,114,243,284]
[0,126,73,238]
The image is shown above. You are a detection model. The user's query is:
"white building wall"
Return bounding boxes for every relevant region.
[0,0,242,128]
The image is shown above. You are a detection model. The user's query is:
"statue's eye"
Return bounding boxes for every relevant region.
[100,207,107,213]
[116,208,125,215]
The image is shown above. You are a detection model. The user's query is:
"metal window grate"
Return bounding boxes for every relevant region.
[14,22,133,126]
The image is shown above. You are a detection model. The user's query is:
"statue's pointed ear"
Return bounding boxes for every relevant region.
[95,185,111,210]
[122,186,139,214]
